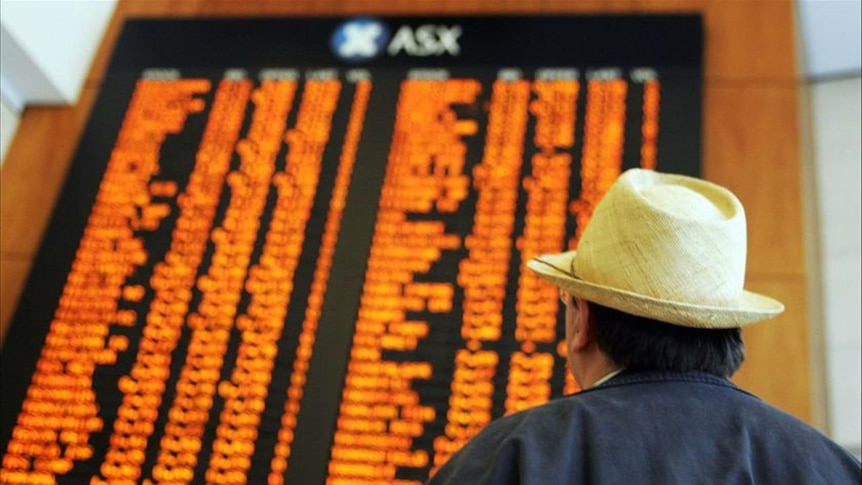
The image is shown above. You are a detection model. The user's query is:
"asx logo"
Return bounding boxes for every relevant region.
[331,18,391,61]
[331,18,462,62]
[387,24,462,57]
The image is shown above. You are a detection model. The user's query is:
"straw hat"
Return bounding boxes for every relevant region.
[527,169,784,328]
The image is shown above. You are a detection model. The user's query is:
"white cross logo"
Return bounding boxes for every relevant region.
[339,23,384,58]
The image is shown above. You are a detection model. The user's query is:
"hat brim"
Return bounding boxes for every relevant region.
[527,252,785,329]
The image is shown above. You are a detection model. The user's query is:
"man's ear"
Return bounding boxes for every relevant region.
[570,298,595,352]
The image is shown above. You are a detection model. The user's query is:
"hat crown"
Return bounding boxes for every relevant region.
[573,169,747,307]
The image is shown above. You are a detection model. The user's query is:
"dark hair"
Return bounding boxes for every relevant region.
[590,302,745,377]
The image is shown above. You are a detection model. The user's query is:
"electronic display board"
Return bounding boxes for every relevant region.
[0,15,702,485]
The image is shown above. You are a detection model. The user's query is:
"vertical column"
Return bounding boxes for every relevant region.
[95,76,251,485]
[432,74,531,472]
[326,73,480,485]
[0,75,209,485]
[561,69,628,395]
[145,71,300,485]
[569,69,628,246]
[507,71,579,414]
[266,77,368,485]
[635,69,660,170]
[182,71,342,485]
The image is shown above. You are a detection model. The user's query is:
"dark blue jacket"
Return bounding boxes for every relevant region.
[427,371,861,484]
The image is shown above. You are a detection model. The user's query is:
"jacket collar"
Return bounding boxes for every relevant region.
[589,368,756,398]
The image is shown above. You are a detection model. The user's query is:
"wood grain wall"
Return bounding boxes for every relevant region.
[0,0,813,423]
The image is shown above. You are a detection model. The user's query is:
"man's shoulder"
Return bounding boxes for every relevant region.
[429,370,861,484]
[495,370,823,438]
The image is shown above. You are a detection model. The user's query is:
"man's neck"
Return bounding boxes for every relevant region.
[574,350,623,388]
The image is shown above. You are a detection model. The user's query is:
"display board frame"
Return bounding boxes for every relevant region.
[0,15,702,485]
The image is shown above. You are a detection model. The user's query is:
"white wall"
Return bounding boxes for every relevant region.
[797,0,861,79]
[797,0,862,456]
[0,0,116,167]
[0,97,20,163]
[809,76,862,454]
[0,0,116,108]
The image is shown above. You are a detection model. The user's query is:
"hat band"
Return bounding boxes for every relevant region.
[534,257,744,310]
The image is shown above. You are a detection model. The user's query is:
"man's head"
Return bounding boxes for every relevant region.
[560,290,744,382]
[529,169,783,385]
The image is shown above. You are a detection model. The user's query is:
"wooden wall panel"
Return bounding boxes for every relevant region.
[736,278,811,421]
[704,85,805,276]
[703,1,798,82]
[0,0,811,423]
[0,86,100,257]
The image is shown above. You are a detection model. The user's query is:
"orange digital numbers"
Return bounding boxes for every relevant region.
[507,77,580,414]
[255,77,362,485]
[95,77,249,485]
[569,75,628,247]
[640,79,660,170]
[0,61,658,485]
[325,77,480,485]
[563,72,630,394]
[152,77,300,485]
[0,78,211,485]
[432,78,531,473]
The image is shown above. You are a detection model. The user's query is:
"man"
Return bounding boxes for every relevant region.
[427,169,861,484]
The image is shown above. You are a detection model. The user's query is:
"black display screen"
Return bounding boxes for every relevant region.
[0,15,702,485]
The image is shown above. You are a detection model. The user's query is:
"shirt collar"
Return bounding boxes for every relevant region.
[591,368,625,388]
